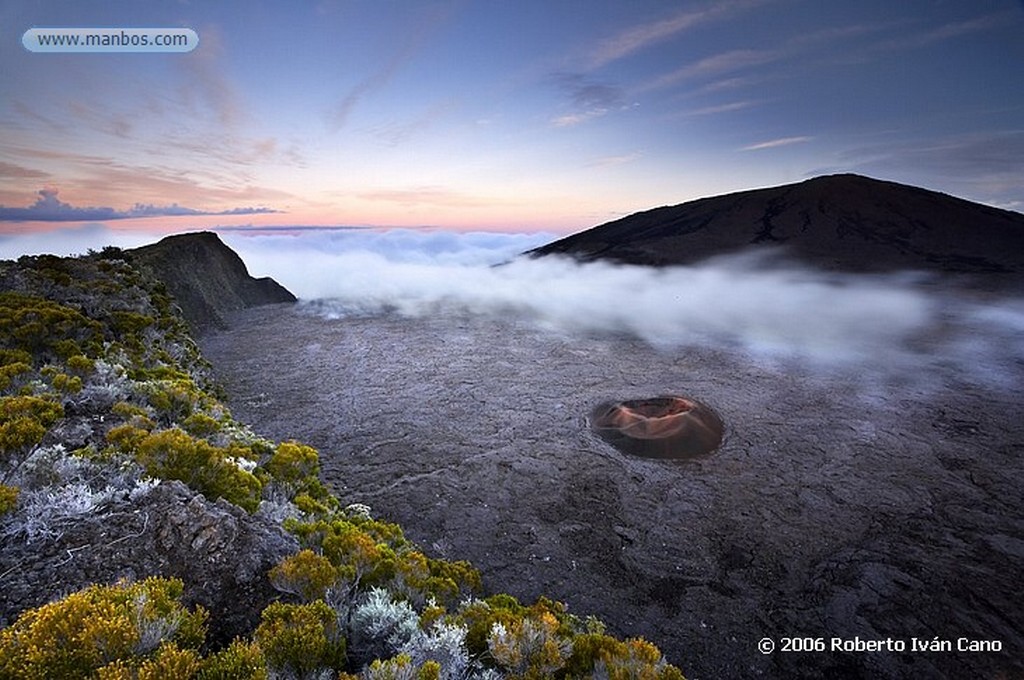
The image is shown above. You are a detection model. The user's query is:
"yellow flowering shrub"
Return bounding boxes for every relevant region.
[365,654,442,680]
[0,395,64,483]
[253,601,346,678]
[197,639,268,680]
[95,642,202,680]
[133,428,262,513]
[269,549,340,603]
[0,577,207,680]
[0,483,18,516]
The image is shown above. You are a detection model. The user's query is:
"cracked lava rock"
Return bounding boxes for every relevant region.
[199,301,1024,680]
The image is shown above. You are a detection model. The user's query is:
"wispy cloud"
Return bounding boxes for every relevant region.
[587,151,644,168]
[879,11,1012,52]
[550,72,627,127]
[0,161,49,180]
[640,49,780,93]
[178,26,244,127]
[356,186,498,209]
[685,100,760,116]
[831,130,1024,203]
[739,136,813,151]
[587,0,766,69]
[328,6,449,132]
[0,188,279,222]
[364,99,456,146]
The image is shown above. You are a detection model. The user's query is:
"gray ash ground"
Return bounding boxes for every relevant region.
[200,300,1024,680]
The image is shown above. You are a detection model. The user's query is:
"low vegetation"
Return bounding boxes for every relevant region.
[0,251,686,678]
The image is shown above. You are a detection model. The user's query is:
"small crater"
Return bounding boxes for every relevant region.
[590,395,724,460]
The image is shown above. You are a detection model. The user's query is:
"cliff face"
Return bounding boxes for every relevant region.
[530,174,1024,284]
[128,231,296,330]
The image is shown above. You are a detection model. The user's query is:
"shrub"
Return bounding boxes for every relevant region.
[399,623,470,679]
[51,372,83,394]
[66,354,95,376]
[365,654,443,680]
[0,362,30,392]
[141,379,203,424]
[0,577,206,680]
[351,588,421,662]
[487,611,569,677]
[253,601,346,679]
[95,642,202,680]
[265,440,321,495]
[197,639,268,680]
[0,394,64,483]
[182,412,221,438]
[5,482,118,543]
[133,428,262,513]
[0,483,18,516]
[269,549,340,603]
[0,292,102,362]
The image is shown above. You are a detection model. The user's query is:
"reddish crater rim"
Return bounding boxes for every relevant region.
[591,395,724,459]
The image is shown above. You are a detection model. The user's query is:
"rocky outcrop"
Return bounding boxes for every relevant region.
[529,174,1024,286]
[129,231,296,330]
[0,480,298,646]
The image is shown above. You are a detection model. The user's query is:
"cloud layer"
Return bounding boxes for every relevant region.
[223,229,1024,389]
[1,225,1020,391]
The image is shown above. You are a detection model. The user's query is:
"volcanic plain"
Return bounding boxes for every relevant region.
[200,295,1024,680]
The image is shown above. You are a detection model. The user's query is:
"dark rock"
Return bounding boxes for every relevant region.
[529,174,1024,288]
[200,303,1024,680]
[128,231,296,330]
[0,480,298,646]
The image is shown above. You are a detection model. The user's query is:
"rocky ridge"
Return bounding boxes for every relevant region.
[128,231,296,330]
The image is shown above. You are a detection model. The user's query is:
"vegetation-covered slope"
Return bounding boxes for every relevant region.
[0,246,685,679]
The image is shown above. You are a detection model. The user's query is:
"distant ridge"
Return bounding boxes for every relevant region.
[530,174,1024,284]
[129,231,296,330]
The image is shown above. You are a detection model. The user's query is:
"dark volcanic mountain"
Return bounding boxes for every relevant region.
[128,231,296,330]
[530,174,1024,284]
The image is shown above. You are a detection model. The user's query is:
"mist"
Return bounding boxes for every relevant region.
[223,229,1024,387]
[0,225,1018,387]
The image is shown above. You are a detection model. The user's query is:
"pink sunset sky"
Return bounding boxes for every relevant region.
[1,0,1022,242]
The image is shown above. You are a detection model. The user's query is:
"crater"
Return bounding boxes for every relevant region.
[590,395,724,459]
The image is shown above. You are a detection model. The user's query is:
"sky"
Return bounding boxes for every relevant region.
[1,0,1023,241]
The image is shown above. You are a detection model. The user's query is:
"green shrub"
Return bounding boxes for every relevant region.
[51,372,83,394]
[253,601,346,678]
[0,362,30,392]
[0,483,18,516]
[0,395,64,483]
[141,379,203,423]
[133,428,262,513]
[95,642,202,680]
[197,639,268,680]
[266,441,320,490]
[269,550,340,603]
[0,577,207,680]
[365,654,442,680]
[0,292,102,362]
[66,354,95,376]
[0,349,32,367]
[182,412,221,438]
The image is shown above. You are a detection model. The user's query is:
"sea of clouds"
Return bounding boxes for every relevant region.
[3,225,1022,387]
[220,228,1024,385]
